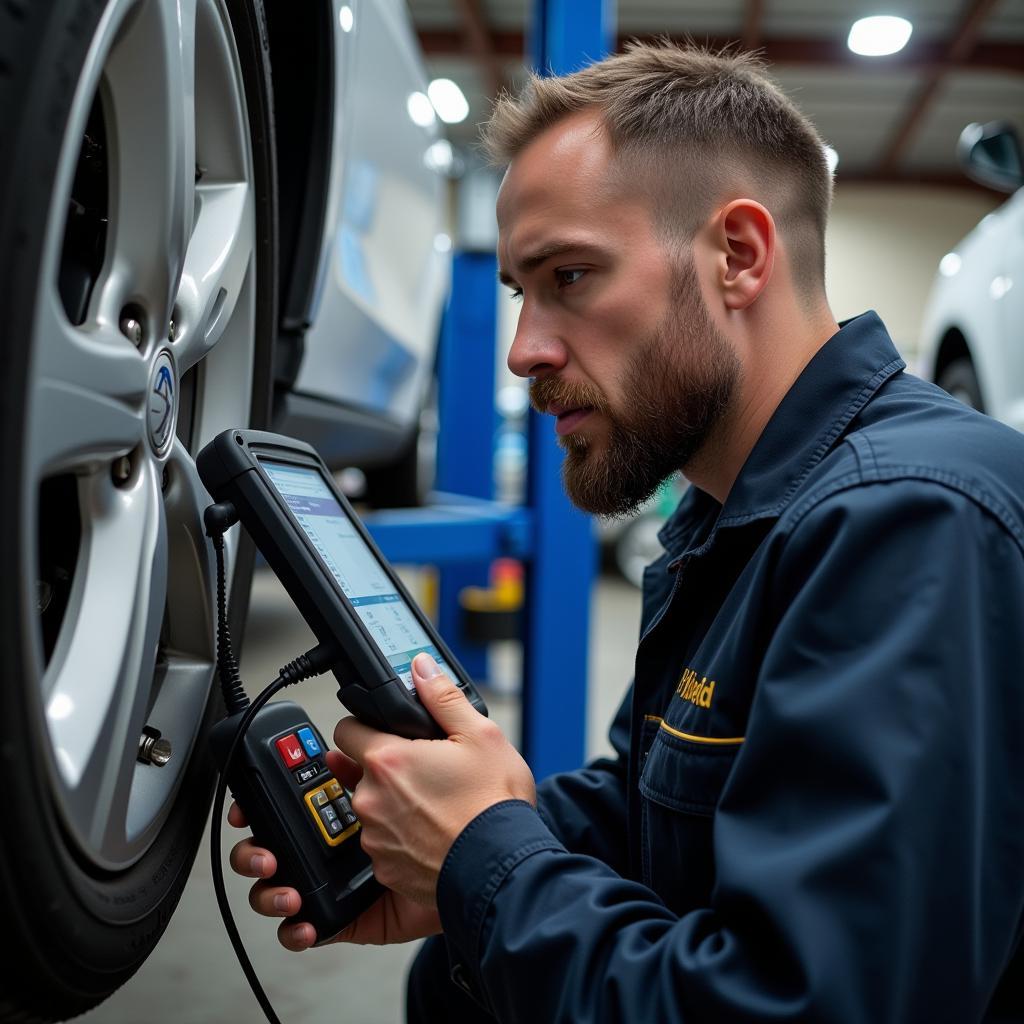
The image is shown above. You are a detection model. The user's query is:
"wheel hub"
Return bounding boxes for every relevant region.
[148,350,178,455]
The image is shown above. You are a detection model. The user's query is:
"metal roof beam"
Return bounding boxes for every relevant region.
[452,0,505,99]
[743,0,764,51]
[417,29,1024,74]
[877,0,1002,174]
[836,169,1004,195]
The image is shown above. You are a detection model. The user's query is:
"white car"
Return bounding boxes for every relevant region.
[0,0,448,1019]
[919,122,1024,420]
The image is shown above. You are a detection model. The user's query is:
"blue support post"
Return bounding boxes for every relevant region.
[434,252,500,682]
[530,0,616,76]
[520,0,613,780]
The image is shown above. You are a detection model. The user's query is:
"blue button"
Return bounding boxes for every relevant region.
[297,727,321,757]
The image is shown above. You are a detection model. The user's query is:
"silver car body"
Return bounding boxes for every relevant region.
[298,0,450,433]
[918,186,1024,428]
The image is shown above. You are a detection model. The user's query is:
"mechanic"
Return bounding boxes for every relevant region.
[229,43,1024,1021]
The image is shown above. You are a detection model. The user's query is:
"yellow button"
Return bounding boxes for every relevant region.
[325,779,343,801]
[312,789,329,808]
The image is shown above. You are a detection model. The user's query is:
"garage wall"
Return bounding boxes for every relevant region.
[825,184,1000,362]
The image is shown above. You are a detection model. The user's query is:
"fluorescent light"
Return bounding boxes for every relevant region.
[824,145,839,175]
[424,139,454,172]
[991,276,1013,300]
[407,91,436,128]
[848,16,913,56]
[427,78,469,124]
[939,252,962,277]
[338,5,353,32]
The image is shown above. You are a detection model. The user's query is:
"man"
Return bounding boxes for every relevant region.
[230,44,1024,1021]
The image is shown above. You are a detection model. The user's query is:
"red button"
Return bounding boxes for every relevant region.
[275,734,307,768]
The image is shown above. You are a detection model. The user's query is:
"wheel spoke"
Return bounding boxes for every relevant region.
[162,439,218,658]
[96,0,198,331]
[43,460,167,860]
[174,181,253,373]
[29,292,147,477]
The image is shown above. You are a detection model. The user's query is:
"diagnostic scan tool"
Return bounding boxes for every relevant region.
[197,430,489,988]
[197,428,489,739]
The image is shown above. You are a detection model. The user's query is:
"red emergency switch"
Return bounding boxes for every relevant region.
[275,734,307,768]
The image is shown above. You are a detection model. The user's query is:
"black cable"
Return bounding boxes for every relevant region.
[209,651,337,1019]
[204,502,248,715]
[205,501,340,1023]
[213,535,249,715]
[209,647,338,1023]
[210,675,289,1024]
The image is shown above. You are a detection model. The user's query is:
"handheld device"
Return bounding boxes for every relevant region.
[197,428,488,739]
[207,701,382,943]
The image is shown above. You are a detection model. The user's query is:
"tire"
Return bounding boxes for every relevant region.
[937,356,985,412]
[0,1,276,1020]
[363,427,426,508]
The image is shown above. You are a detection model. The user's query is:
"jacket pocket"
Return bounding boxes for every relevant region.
[638,724,740,912]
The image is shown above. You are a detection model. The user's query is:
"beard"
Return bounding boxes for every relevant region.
[530,258,739,517]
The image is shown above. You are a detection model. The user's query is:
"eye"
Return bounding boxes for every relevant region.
[555,268,586,289]
[508,287,523,302]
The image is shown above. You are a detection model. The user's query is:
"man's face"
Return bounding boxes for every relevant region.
[497,112,740,516]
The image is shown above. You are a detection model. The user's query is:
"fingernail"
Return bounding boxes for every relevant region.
[251,854,267,874]
[294,924,312,947]
[414,652,442,679]
[273,893,291,912]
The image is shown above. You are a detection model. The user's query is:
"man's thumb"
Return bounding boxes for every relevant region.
[412,653,477,736]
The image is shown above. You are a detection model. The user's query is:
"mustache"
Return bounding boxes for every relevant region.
[529,376,608,415]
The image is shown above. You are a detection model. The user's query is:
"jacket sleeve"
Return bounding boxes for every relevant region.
[532,684,632,874]
[436,481,1024,1023]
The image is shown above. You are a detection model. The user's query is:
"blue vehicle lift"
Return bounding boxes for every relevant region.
[364,0,614,781]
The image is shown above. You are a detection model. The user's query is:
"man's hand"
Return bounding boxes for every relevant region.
[227,750,442,950]
[335,652,537,906]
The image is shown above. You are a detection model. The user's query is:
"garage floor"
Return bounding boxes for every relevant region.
[89,567,642,1024]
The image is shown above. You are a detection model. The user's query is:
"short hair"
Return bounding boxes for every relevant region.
[482,41,833,295]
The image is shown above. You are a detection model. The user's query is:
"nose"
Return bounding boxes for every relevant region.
[507,304,569,379]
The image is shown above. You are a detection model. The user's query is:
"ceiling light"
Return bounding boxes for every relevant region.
[338,5,353,32]
[424,139,454,172]
[824,145,839,175]
[427,78,469,124]
[848,16,913,56]
[407,91,436,128]
[939,252,962,277]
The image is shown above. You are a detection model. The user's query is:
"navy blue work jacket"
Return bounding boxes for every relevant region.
[436,311,1024,1022]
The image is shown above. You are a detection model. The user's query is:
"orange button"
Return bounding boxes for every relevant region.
[325,779,343,800]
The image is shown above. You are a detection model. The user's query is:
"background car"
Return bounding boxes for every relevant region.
[919,121,1024,418]
[0,0,449,1019]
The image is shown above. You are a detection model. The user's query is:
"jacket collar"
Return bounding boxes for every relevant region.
[659,310,906,556]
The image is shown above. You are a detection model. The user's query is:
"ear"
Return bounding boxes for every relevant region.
[713,199,775,311]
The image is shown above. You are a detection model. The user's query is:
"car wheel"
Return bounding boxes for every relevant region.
[0,0,275,1020]
[937,356,985,412]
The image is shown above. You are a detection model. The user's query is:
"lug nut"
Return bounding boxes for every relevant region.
[111,455,132,485]
[138,726,172,767]
[119,313,144,346]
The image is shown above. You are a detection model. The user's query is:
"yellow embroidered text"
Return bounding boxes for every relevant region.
[675,667,716,709]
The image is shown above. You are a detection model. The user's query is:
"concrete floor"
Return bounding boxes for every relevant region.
[88,567,642,1024]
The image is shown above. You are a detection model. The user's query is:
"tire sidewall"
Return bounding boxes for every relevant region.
[937,356,985,413]
[0,0,276,1015]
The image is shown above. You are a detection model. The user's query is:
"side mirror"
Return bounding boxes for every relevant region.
[957,121,1024,194]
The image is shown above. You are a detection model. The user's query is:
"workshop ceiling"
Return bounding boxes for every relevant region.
[408,0,1024,187]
